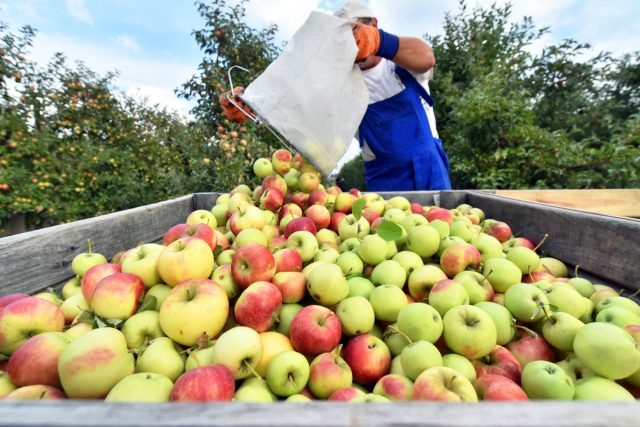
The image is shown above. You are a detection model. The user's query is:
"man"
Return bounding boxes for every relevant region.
[221,0,451,191]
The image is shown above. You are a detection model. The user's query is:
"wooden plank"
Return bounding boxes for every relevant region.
[465,192,640,290]
[193,192,223,210]
[0,400,638,427]
[0,195,194,295]
[493,189,640,218]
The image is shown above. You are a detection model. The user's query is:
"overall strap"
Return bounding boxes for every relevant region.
[395,66,434,107]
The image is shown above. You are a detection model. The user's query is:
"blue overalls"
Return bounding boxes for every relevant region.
[358,66,452,192]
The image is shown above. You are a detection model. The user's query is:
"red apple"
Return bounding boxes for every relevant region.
[426,207,453,224]
[473,374,528,401]
[170,364,235,402]
[260,188,284,212]
[231,243,276,289]
[262,174,287,195]
[283,216,317,239]
[89,272,145,320]
[0,293,29,311]
[307,189,328,207]
[81,263,121,302]
[273,247,303,273]
[328,386,365,401]
[289,305,342,357]
[329,212,347,233]
[473,345,522,383]
[342,334,391,386]
[272,271,307,303]
[360,207,381,225]
[163,223,216,250]
[4,384,66,400]
[278,203,303,224]
[439,242,482,278]
[7,331,71,387]
[0,297,65,355]
[483,220,513,243]
[305,204,331,230]
[234,281,282,332]
[506,329,556,368]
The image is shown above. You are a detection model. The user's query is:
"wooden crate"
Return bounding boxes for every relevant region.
[1,191,639,426]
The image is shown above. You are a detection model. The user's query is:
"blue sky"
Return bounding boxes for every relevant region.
[1,0,638,115]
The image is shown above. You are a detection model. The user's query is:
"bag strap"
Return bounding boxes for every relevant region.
[395,65,434,107]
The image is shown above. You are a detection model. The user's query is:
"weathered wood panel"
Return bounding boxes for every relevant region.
[464,192,640,290]
[493,189,640,218]
[193,192,223,210]
[0,401,638,427]
[0,195,194,295]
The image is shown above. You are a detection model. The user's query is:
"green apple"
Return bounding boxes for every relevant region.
[336,296,375,336]
[538,257,569,278]
[449,220,474,242]
[184,345,216,371]
[428,220,450,239]
[211,326,263,380]
[413,366,478,402]
[442,353,476,383]
[347,276,375,299]
[400,340,443,380]
[339,237,361,254]
[235,227,268,248]
[428,279,470,317]
[568,277,596,298]
[58,327,134,399]
[474,301,515,346]
[71,241,107,277]
[61,276,82,300]
[541,312,585,352]
[384,323,411,356]
[144,284,172,310]
[454,271,494,304]
[0,371,17,398]
[504,283,550,323]
[234,377,276,402]
[369,284,409,323]
[442,305,497,359]
[595,306,640,328]
[136,336,185,382]
[105,372,174,402]
[573,322,640,380]
[370,260,407,288]
[397,302,443,344]
[121,243,165,288]
[265,350,310,397]
[506,246,540,275]
[383,208,407,224]
[521,360,574,400]
[596,296,640,317]
[159,279,229,347]
[392,251,424,276]
[338,214,370,240]
[314,247,340,264]
[401,213,428,233]
[357,233,388,266]
[120,310,166,350]
[546,283,588,318]
[275,303,303,336]
[470,233,503,263]
[482,258,522,293]
[406,224,441,259]
[306,262,349,306]
[573,376,635,401]
[407,264,448,302]
[286,230,319,263]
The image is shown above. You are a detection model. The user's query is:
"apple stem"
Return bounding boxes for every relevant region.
[533,234,549,252]
[628,289,640,299]
[385,325,412,345]
[539,302,554,323]
[574,264,581,278]
[331,344,343,357]
[86,239,93,254]
[514,324,538,338]
[243,360,263,380]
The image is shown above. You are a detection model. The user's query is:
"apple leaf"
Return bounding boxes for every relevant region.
[375,220,404,241]
[352,198,366,220]
[93,317,108,329]
[137,296,158,313]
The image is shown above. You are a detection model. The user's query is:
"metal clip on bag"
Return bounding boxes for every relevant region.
[239,11,368,177]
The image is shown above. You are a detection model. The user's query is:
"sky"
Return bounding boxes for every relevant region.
[1,0,639,167]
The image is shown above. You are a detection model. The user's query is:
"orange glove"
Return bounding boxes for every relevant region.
[353,24,380,62]
[219,86,253,124]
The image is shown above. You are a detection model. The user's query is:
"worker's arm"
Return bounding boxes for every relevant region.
[354,24,435,73]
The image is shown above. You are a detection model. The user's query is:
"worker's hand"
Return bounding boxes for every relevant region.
[353,23,380,62]
[219,86,253,124]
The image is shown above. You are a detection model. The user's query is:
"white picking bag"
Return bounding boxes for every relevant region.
[241,11,368,177]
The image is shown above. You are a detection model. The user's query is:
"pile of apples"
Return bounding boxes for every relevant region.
[1,148,640,403]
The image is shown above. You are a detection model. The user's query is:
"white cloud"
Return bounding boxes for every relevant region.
[65,0,93,25]
[116,34,140,52]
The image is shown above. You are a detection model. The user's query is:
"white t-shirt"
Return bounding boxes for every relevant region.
[359,58,439,161]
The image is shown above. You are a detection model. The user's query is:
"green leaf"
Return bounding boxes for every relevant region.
[137,296,158,313]
[93,317,107,329]
[375,220,404,241]
[352,198,366,220]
